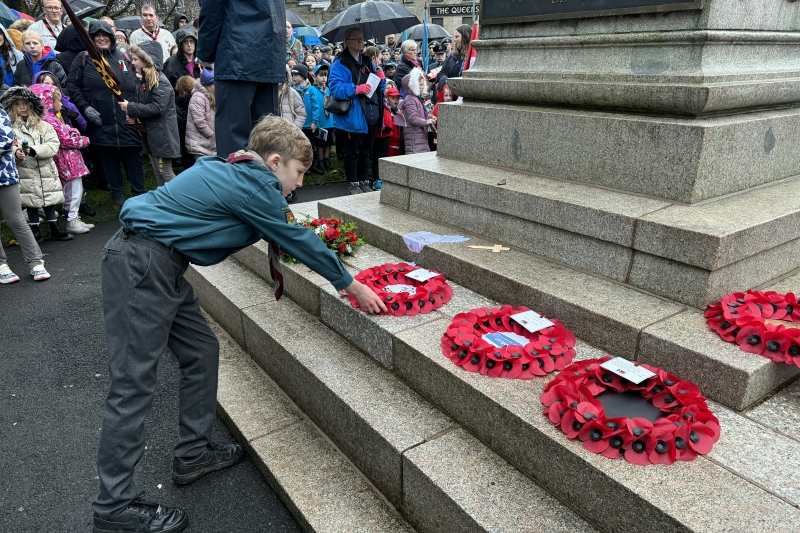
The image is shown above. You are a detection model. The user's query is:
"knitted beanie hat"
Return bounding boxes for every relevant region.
[200,68,214,87]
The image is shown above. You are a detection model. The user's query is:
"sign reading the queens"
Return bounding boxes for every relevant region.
[480,0,704,24]
[430,5,480,17]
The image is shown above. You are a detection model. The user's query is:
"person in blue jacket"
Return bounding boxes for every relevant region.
[197,0,284,157]
[327,27,385,195]
[91,116,386,533]
[290,62,322,176]
[310,64,335,171]
[0,26,23,88]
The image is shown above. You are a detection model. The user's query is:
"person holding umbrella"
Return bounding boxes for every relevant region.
[328,27,385,195]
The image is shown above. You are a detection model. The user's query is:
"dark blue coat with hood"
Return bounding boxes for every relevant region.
[196,0,285,83]
[66,21,141,148]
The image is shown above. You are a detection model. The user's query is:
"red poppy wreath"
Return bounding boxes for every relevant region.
[440,305,576,379]
[705,290,800,368]
[348,262,453,316]
[540,357,720,465]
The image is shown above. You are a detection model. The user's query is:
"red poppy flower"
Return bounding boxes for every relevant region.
[324,227,341,241]
[326,217,340,228]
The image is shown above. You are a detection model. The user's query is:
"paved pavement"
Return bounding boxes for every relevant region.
[0,182,348,532]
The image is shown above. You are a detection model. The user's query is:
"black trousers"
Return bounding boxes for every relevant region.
[372,136,389,181]
[340,127,375,183]
[94,228,219,518]
[214,80,279,158]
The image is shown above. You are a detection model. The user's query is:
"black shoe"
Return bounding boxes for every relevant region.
[113,196,126,208]
[322,157,332,170]
[310,160,324,175]
[93,493,187,533]
[48,221,73,241]
[348,182,364,195]
[172,442,244,485]
[286,191,297,203]
[79,201,96,217]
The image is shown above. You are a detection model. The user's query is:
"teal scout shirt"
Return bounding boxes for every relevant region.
[119,153,354,291]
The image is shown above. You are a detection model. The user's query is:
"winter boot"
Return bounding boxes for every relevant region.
[310,156,324,175]
[79,200,96,217]
[48,220,73,241]
[29,224,42,243]
[322,157,332,170]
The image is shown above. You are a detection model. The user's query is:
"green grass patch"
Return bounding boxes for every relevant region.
[2,152,347,245]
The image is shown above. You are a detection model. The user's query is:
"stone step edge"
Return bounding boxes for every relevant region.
[193,263,600,533]
[315,194,797,411]
[206,312,415,533]
[379,155,800,273]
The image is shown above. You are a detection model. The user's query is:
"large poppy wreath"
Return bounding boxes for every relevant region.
[705,290,800,368]
[540,357,720,465]
[348,262,453,316]
[441,305,576,379]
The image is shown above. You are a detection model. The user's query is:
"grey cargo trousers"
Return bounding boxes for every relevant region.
[93,227,220,518]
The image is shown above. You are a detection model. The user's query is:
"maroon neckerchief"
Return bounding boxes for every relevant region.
[42,19,61,40]
[140,26,160,41]
[227,150,285,300]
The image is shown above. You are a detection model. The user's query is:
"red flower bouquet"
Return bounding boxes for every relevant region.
[282,216,364,264]
[705,290,800,368]
[348,263,453,316]
[441,305,576,379]
[540,357,720,465]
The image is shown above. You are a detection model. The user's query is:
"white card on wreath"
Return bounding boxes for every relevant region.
[599,357,656,385]
[405,269,441,282]
[511,310,554,333]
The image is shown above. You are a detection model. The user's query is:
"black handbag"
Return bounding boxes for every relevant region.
[324,94,351,114]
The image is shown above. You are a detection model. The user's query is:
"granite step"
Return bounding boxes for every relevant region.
[187,259,598,533]
[378,153,800,308]
[198,246,800,533]
[314,193,800,410]
[207,313,413,533]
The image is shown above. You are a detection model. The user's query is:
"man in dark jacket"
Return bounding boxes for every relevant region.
[197,0,283,157]
[66,21,144,206]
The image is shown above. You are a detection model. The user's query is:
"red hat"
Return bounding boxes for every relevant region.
[386,87,401,97]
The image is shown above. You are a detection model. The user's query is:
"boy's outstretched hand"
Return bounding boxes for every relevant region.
[341,280,388,314]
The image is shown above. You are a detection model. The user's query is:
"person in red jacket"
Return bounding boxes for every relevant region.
[382,87,403,156]
[431,82,452,149]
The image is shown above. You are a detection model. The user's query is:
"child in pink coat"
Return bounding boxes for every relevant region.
[30,84,93,234]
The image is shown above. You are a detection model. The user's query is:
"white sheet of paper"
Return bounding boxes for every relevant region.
[384,284,416,295]
[599,357,656,385]
[405,269,441,282]
[366,72,381,98]
[511,310,554,333]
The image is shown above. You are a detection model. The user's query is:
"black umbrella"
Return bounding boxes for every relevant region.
[319,1,420,43]
[405,23,450,41]
[67,0,104,18]
[115,15,164,30]
[286,9,306,28]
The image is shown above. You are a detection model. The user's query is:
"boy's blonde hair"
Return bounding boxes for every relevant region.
[21,30,43,45]
[248,115,312,168]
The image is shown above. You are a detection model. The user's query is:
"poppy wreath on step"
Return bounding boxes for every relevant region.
[705,290,800,368]
[540,356,720,465]
[348,262,453,316]
[441,305,576,379]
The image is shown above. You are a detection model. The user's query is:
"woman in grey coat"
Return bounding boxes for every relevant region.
[119,40,181,186]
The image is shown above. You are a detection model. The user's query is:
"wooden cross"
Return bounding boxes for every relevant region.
[468,245,510,253]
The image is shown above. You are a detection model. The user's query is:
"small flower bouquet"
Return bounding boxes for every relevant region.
[282,216,365,264]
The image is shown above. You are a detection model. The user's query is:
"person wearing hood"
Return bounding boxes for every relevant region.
[0,85,73,242]
[14,30,67,90]
[0,26,23,87]
[173,13,189,32]
[120,41,180,187]
[163,25,200,169]
[55,23,84,76]
[66,20,144,207]
[35,70,86,130]
[401,67,434,154]
[30,83,94,234]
